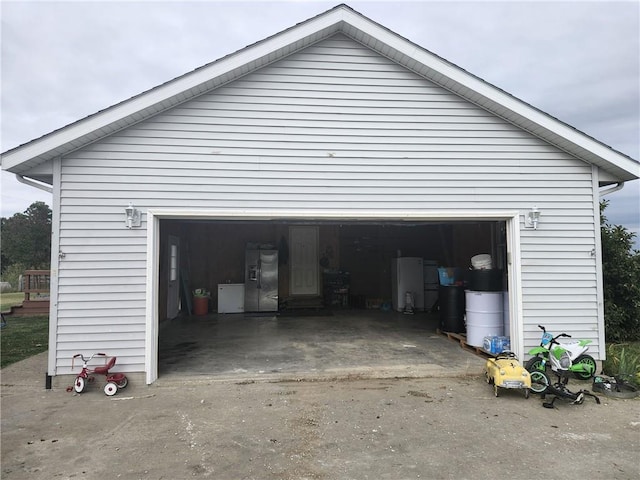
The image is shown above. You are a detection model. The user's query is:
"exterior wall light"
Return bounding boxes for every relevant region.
[125,203,141,229]
[526,206,541,230]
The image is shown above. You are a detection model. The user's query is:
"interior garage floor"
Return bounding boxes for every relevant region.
[157,310,483,381]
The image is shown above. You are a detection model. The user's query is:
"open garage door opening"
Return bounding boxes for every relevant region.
[156,218,510,378]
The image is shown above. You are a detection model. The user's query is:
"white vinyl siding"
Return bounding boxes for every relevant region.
[53,34,599,374]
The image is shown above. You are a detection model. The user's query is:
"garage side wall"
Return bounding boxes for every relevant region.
[52,33,600,374]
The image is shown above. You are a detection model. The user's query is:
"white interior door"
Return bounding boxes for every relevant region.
[289,226,319,295]
[167,235,180,319]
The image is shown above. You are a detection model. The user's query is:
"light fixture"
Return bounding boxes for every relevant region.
[526,206,541,230]
[125,203,141,229]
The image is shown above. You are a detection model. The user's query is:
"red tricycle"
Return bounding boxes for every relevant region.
[71,353,128,396]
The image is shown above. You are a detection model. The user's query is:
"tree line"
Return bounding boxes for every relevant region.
[1,201,52,289]
[1,201,638,340]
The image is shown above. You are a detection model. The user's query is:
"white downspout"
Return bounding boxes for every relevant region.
[47,159,62,383]
[15,174,53,193]
[599,182,623,197]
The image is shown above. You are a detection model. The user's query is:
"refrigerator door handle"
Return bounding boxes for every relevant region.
[256,259,262,289]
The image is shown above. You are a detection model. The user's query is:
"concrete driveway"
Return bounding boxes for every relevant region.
[1,352,639,480]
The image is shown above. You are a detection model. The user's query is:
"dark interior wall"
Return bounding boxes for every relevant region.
[451,223,496,271]
[160,221,353,316]
[319,224,341,271]
[338,224,456,300]
[159,220,500,318]
[182,222,289,306]
[336,223,500,299]
[167,222,342,308]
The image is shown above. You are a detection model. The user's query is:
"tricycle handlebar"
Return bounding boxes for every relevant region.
[71,352,109,363]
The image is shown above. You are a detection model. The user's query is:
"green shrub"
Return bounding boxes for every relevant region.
[602,343,640,387]
[601,201,640,341]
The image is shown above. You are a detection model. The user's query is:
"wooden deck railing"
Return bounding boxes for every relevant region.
[23,270,51,301]
[9,270,51,315]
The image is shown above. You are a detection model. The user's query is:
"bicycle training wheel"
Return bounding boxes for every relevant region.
[529,370,550,394]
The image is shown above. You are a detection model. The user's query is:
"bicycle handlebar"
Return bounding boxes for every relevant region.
[537,325,573,343]
[549,333,572,345]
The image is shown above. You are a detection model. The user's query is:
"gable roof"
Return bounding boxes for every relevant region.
[2,4,638,182]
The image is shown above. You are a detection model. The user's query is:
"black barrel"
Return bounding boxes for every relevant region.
[468,269,503,291]
[439,285,465,333]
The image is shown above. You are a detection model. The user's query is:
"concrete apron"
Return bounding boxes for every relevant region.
[153,310,484,387]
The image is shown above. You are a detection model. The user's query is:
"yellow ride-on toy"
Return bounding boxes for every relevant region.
[485,351,531,398]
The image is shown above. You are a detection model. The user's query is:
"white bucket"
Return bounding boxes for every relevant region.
[465,290,503,347]
[471,254,493,270]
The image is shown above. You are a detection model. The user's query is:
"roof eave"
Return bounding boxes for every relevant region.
[2,4,638,182]
[338,13,639,181]
[1,7,349,172]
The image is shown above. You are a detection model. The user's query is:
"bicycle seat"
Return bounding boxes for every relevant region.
[94,356,116,375]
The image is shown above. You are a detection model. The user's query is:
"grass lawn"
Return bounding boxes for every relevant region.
[1,292,50,368]
[0,292,25,312]
[0,315,49,368]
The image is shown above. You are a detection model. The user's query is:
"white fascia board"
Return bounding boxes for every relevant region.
[1,9,346,172]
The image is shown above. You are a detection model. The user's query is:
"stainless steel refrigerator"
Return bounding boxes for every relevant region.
[244,249,278,312]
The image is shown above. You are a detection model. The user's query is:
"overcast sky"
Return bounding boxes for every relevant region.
[1,0,638,243]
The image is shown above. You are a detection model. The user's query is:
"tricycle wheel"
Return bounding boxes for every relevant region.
[104,382,118,396]
[73,376,86,394]
[116,377,128,389]
[485,372,492,384]
[524,388,530,399]
[529,370,550,394]
[493,384,499,397]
